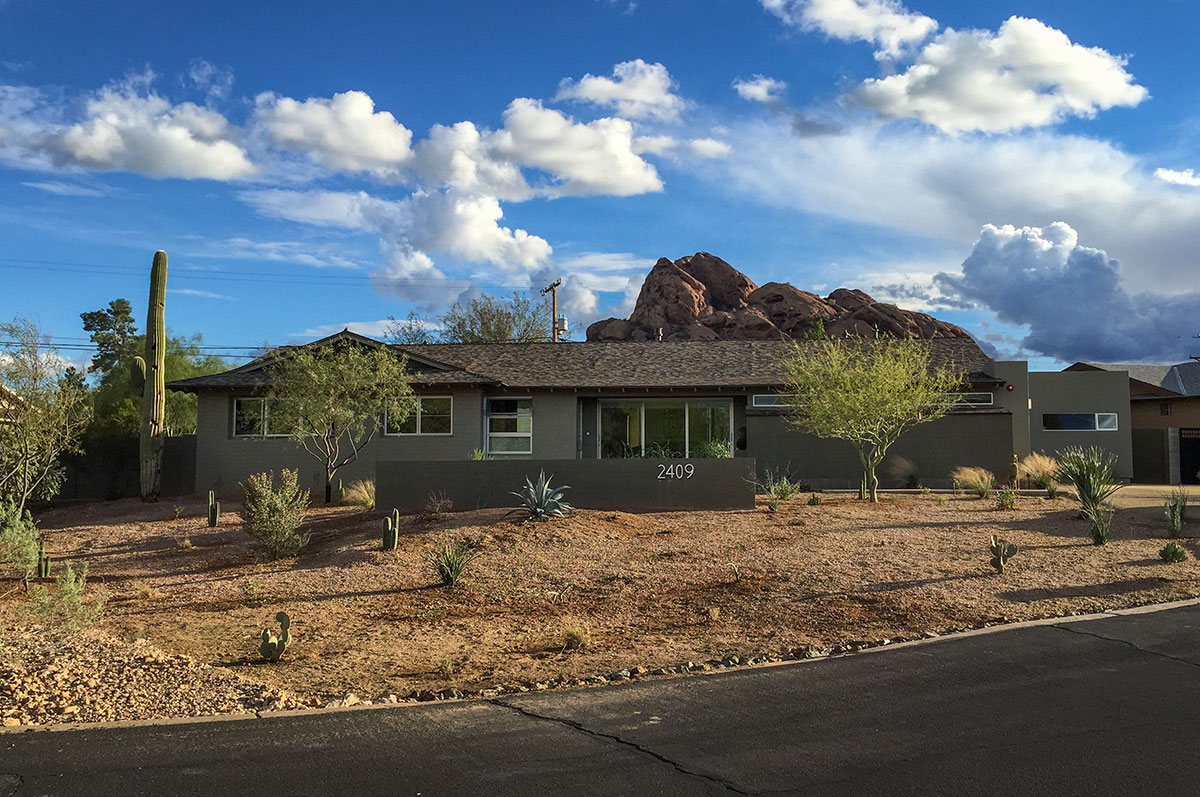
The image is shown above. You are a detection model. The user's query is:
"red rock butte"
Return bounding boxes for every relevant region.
[586,252,972,342]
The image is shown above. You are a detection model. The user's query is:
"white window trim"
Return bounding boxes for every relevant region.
[1041,412,1120,432]
[485,396,533,456]
[597,398,734,459]
[233,397,291,438]
[385,395,453,436]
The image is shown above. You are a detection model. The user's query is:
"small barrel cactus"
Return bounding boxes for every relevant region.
[989,535,1018,574]
[259,611,291,661]
[208,490,220,528]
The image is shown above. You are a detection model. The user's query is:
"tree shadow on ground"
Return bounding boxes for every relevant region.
[998,577,1169,602]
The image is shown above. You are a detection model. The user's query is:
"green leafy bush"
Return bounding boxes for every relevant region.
[425,540,483,587]
[23,561,104,629]
[1160,541,1188,563]
[761,469,802,503]
[1017,453,1059,498]
[951,466,994,499]
[239,469,311,558]
[509,471,572,522]
[691,439,731,458]
[1165,488,1188,538]
[1058,446,1123,515]
[994,485,1017,511]
[0,499,41,581]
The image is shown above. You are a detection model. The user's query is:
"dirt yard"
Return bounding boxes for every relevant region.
[4,489,1199,726]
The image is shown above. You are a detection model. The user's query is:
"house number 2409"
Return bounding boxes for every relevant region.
[657,463,695,480]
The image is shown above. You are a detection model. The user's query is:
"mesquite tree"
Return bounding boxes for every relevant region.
[267,343,416,503]
[781,335,965,502]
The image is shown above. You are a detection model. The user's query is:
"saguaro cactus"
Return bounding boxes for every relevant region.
[139,250,168,501]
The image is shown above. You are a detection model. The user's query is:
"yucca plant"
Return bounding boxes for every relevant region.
[1083,504,1115,546]
[951,466,994,499]
[1058,446,1123,513]
[509,470,573,522]
[1017,453,1060,498]
[1165,487,1188,538]
[425,540,483,587]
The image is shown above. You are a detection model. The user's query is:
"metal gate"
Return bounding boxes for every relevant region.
[1182,429,1200,485]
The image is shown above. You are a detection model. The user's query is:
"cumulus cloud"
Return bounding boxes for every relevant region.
[555,59,684,121]
[490,98,662,196]
[688,137,732,158]
[1156,168,1200,187]
[935,223,1200,362]
[733,75,788,106]
[762,0,937,59]
[186,59,234,105]
[411,120,531,200]
[254,90,413,176]
[853,16,1148,134]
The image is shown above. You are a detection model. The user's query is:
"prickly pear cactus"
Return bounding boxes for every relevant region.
[259,611,291,661]
[989,535,1018,574]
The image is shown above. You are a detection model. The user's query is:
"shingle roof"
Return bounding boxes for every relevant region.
[1078,361,1200,397]
[169,331,991,392]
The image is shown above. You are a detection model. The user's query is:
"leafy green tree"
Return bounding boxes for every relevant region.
[782,335,965,502]
[0,317,92,510]
[385,310,437,345]
[268,343,417,503]
[440,292,551,343]
[80,298,137,374]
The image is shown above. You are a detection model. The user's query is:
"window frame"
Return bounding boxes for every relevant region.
[232,397,291,438]
[1041,412,1120,432]
[952,392,994,406]
[597,398,734,459]
[485,396,533,456]
[384,395,453,437]
[750,393,796,408]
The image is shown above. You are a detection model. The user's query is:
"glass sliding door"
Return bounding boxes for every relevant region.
[600,402,642,458]
[644,401,687,458]
[598,399,732,458]
[687,400,732,457]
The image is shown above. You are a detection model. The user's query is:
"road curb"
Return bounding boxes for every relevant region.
[8,595,1200,735]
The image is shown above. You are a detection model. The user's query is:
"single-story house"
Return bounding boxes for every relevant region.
[168,331,1133,501]
[1064,360,1200,484]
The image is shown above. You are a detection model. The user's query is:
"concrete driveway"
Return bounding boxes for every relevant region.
[5,601,1200,796]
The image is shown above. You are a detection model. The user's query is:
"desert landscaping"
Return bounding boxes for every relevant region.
[3,486,1197,729]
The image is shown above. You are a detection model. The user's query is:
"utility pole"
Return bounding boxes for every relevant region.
[541,279,562,342]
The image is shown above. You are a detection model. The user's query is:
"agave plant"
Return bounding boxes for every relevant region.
[509,470,573,522]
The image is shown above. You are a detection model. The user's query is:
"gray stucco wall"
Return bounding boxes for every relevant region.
[745,411,1014,489]
[991,361,1031,458]
[194,388,485,497]
[1028,371,1133,479]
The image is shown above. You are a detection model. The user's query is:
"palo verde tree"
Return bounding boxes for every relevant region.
[0,317,92,511]
[439,292,551,343]
[781,335,965,502]
[267,342,417,503]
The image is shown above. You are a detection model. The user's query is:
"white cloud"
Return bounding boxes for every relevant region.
[253,90,413,176]
[411,120,531,200]
[291,319,397,341]
[688,137,732,158]
[168,288,234,300]
[193,236,362,269]
[632,134,677,156]
[555,59,684,121]
[715,116,1200,294]
[733,75,788,105]
[557,251,656,273]
[186,59,234,104]
[20,180,109,196]
[1156,168,1200,187]
[854,16,1148,134]
[490,98,663,196]
[936,223,1200,362]
[763,0,937,59]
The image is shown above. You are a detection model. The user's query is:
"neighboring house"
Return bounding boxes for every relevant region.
[168,330,1133,497]
[1064,361,1200,484]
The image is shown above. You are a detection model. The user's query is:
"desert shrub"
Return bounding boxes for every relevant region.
[644,441,682,458]
[23,561,104,630]
[1058,446,1123,515]
[425,539,483,586]
[936,495,949,506]
[691,439,731,458]
[761,469,801,503]
[509,471,572,522]
[560,618,591,650]
[0,499,41,581]
[807,493,822,506]
[994,485,1017,511]
[342,479,376,511]
[1165,487,1188,538]
[239,469,311,558]
[415,491,453,523]
[1018,453,1060,498]
[470,448,491,461]
[1083,504,1115,546]
[1160,541,1188,563]
[766,496,781,513]
[951,467,994,499]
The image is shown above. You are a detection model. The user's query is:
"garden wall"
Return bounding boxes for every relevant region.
[376,458,758,514]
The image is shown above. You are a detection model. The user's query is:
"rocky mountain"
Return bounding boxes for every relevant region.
[586,252,971,342]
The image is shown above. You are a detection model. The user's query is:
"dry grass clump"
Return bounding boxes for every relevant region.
[951,466,995,499]
[342,479,376,511]
[560,618,591,650]
[1018,453,1060,497]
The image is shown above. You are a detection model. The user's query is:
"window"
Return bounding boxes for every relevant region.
[751,394,796,408]
[1042,412,1119,431]
[233,398,291,437]
[599,399,733,458]
[953,393,994,406]
[386,396,453,436]
[486,397,532,455]
[1162,401,1172,417]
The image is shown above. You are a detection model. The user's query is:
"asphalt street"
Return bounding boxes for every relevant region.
[5,603,1200,796]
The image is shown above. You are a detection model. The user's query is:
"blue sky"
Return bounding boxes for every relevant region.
[2,0,1199,370]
